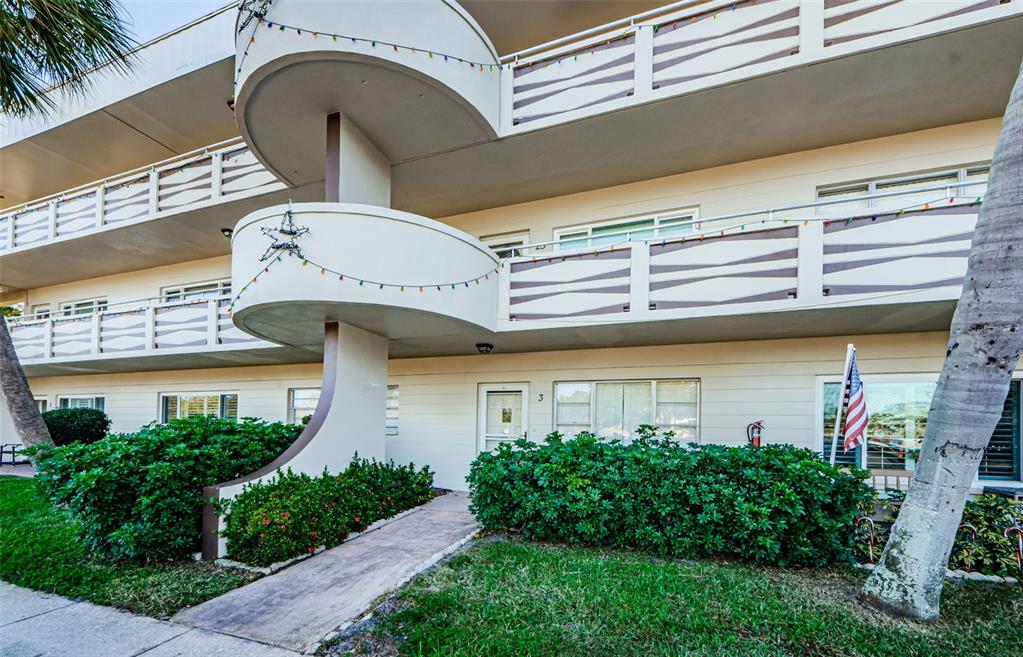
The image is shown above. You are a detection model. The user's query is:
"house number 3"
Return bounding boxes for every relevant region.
[537,393,544,402]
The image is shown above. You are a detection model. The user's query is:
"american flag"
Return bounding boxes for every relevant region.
[842,353,868,452]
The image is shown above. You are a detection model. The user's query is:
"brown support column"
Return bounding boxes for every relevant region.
[325,112,341,203]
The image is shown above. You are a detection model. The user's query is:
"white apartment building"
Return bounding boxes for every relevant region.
[2,0,1022,502]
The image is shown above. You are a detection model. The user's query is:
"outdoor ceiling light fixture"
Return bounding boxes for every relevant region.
[476,343,494,354]
[221,228,234,239]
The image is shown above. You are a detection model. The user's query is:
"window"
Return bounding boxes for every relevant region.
[820,377,1020,481]
[554,380,699,440]
[554,210,697,251]
[59,298,107,317]
[481,232,529,259]
[386,385,399,436]
[817,164,990,215]
[162,279,232,303]
[286,386,398,434]
[161,393,238,422]
[30,304,50,319]
[288,388,319,424]
[36,398,48,413]
[58,396,105,411]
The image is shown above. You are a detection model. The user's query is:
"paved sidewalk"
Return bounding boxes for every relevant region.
[0,582,297,657]
[175,491,478,652]
[1,492,477,656]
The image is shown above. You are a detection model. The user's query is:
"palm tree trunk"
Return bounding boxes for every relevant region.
[861,63,1023,620]
[0,315,51,447]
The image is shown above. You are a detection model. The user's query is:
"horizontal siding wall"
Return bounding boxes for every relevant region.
[3,255,231,312]
[21,363,322,435]
[442,119,999,245]
[387,331,951,489]
[11,332,954,489]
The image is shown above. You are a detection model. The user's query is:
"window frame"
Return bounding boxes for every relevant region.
[815,372,1022,482]
[552,208,699,251]
[287,387,320,424]
[816,163,990,209]
[160,278,232,304]
[57,297,108,318]
[30,304,51,320]
[552,378,701,441]
[159,391,238,422]
[57,395,105,411]
[386,385,399,436]
[480,231,530,259]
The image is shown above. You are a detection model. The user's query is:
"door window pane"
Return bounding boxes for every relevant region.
[485,391,523,451]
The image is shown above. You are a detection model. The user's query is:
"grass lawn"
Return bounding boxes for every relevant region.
[345,539,1023,657]
[0,475,259,617]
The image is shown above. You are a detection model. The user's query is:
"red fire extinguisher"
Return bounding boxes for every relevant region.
[747,420,765,448]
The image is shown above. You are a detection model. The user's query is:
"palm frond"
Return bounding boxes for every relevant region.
[1,0,137,117]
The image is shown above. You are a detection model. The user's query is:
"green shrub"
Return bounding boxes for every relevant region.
[467,429,873,567]
[221,459,433,567]
[854,491,1022,576]
[29,416,299,560]
[41,407,111,446]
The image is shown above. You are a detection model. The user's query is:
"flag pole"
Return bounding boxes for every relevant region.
[830,343,855,466]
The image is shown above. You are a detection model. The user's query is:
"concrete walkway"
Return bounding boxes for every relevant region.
[175,491,478,652]
[0,583,297,657]
[1,492,477,656]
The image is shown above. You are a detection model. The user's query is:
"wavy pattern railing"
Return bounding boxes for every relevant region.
[506,0,1015,127]
[505,201,981,322]
[9,295,267,363]
[0,139,283,252]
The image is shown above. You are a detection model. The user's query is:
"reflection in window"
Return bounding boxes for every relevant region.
[554,380,698,441]
[822,379,1020,481]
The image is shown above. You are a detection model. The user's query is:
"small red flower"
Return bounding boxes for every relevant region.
[262,517,271,526]
[307,546,315,554]
[280,511,290,519]
[354,516,361,523]
[260,533,267,538]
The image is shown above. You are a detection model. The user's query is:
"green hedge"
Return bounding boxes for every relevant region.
[30,416,299,560]
[220,459,433,566]
[855,491,1022,576]
[468,429,873,567]
[42,407,111,446]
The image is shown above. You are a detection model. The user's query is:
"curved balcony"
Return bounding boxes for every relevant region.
[229,203,500,347]
[233,0,500,188]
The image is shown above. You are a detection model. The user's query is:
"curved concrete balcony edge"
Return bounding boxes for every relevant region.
[234,0,500,187]
[230,202,500,346]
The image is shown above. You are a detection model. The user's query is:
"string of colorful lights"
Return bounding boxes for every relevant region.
[227,250,502,316]
[227,193,981,315]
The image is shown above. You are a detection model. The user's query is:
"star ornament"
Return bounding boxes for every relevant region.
[260,203,310,261]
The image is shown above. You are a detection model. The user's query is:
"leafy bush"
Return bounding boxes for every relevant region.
[30,416,299,560]
[854,490,1022,576]
[41,407,111,446]
[220,459,433,566]
[468,429,873,567]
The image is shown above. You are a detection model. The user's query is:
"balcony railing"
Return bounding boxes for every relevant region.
[500,0,1019,129]
[0,138,284,252]
[500,179,986,323]
[8,295,269,363]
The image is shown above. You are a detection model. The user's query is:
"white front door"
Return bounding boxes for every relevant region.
[478,384,529,452]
